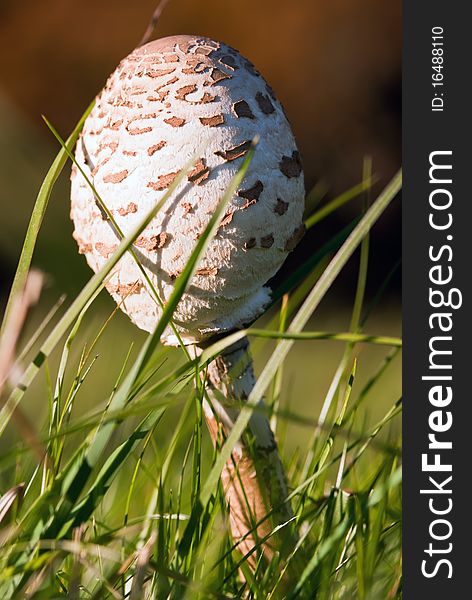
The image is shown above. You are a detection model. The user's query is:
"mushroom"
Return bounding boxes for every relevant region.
[70,35,305,564]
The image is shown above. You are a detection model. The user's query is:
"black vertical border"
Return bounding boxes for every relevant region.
[403,2,470,597]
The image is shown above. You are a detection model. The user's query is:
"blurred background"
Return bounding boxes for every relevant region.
[0,0,401,453]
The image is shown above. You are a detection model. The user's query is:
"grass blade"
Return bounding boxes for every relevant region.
[1,103,94,334]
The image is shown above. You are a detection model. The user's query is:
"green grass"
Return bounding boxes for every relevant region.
[0,115,402,599]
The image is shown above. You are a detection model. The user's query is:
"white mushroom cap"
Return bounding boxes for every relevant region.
[70,35,305,344]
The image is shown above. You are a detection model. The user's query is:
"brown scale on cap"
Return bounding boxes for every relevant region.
[238,180,264,202]
[156,232,169,248]
[135,232,168,251]
[260,234,275,248]
[114,100,138,110]
[176,39,192,53]
[118,202,138,216]
[243,60,260,77]
[244,237,257,249]
[185,55,205,65]
[106,281,143,296]
[127,125,153,135]
[194,47,215,56]
[122,150,137,156]
[279,151,303,178]
[233,100,255,119]
[147,141,167,156]
[157,77,179,91]
[147,91,167,102]
[199,115,225,127]
[274,199,289,215]
[128,113,159,123]
[255,92,275,114]
[145,67,176,78]
[164,116,186,127]
[135,236,156,251]
[181,202,193,215]
[103,170,128,184]
[240,199,257,210]
[208,69,232,85]
[97,140,119,153]
[284,224,306,251]
[95,242,117,258]
[191,92,218,104]
[188,159,210,185]
[147,171,178,191]
[219,55,239,70]
[196,266,219,276]
[175,84,198,101]
[106,119,123,131]
[215,140,252,162]
[182,63,205,75]
[219,211,235,228]
[77,240,93,254]
[91,157,110,176]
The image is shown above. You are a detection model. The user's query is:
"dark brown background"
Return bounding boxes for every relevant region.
[0,0,401,298]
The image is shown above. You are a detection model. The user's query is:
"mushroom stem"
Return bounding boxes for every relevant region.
[197,336,297,567]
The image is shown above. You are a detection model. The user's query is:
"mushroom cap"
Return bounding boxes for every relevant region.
[70,35,305,344]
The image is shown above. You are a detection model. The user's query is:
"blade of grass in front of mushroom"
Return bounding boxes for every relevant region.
[199,170,401,509]
[0,152,195,438]
[0,103,94,336]
[12,145,256,561]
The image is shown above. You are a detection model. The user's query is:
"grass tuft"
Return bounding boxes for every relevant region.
[0,114,401,598]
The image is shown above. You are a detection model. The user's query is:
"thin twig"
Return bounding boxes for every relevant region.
[138,0,173,47]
